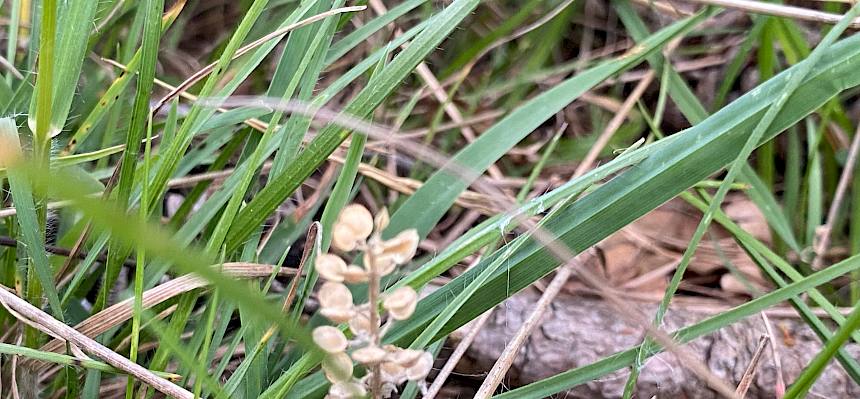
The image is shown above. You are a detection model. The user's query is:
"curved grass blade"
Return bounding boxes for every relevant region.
[494,252,860,398]
[11,160,316,351]
[784,302,860,398]
[226,0,483,252]
[385,8,715,240]
[1,119,63,319]
[383,25,860,356]
[627,2,860,391]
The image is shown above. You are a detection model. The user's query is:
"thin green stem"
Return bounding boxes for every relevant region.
[784,301,860,398]
[625,4,860,394]
[0,343,180,379]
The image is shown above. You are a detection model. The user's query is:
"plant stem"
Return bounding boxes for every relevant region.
[366,247,382,398]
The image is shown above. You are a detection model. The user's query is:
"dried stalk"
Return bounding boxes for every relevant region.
[0,285,194,399]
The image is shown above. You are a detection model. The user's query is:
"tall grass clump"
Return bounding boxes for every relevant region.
[2,0,860,398]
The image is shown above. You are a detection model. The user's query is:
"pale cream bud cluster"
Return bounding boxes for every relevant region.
[312,204,431,399]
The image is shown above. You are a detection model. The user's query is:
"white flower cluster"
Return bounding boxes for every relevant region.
[312,204,432,399]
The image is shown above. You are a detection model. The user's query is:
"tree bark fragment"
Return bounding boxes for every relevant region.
[456,289,860,398]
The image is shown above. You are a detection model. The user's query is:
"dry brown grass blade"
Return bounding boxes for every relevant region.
[735,335,770,398]
[32,263,295,368]
[676,0,860,27]
[259,222,317,345]
[812,121,860,269]
[0,285,194,399]
[150,5,367,115]
[473,261,578,399]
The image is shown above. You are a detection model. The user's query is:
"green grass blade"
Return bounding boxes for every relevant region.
[383,25,860,355]
[50,0,97,130]
[386,9,712,240]
[226,0,482,252]
[66,1,185,150]
[784,302,860,398]
[494,252,860,398]
[325,0,427,64]
[2,119,63,319]
[99,0,165,312]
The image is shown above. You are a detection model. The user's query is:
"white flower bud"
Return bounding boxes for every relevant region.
[389,348,424,368]
[313,326,348,354]
[341,265,369,284]
[383,286,418,321]
[319,282,353,310]
[332,204,374,252]
[405,352,433,381]
[374,207,390,231]
[380,361,406,384]
[351,345,387,365]
[348,313,372,337]
[316,254,347,283]
[379,229,419,265]
[319,282,354,323]
[327,380,366,399]
[322,352,354,383]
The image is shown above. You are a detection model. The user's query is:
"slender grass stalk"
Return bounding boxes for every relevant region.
[784,302,860,398]
[22,0,59,346]
[5,0,21,84]
[99,0,164,313]
[32,0,56,154]
[0,343,180,379]
[624,4,860,394]
[126,109,156,398]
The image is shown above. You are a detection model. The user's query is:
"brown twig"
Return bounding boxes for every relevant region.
[150,6,367,115]
[735,335,770,398]
[812,122,860,269]
[0,285,194,399]
[676,0,860,27]
[473,261,578,398]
